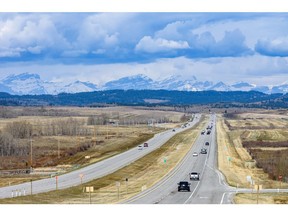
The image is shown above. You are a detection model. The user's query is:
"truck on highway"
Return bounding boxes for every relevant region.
[143,142,148,147]
[190,172,200,181]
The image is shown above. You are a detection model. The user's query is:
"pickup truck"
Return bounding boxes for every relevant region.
[190,172,200,181]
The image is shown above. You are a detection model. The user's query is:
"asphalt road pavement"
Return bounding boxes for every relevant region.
[125,114,288,204]
[0,114,201,199]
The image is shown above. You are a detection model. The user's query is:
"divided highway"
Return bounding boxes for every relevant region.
[125,114,235,204]
[125,114,288,204]
[0,114,201,199]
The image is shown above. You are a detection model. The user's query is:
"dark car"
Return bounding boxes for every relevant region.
[200,148,207,154]
[205,142,209,146]
[178,181,191,192]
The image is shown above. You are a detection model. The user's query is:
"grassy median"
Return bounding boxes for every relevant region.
[0,116,207,204]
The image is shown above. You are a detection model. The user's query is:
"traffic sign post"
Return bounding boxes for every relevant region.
[279,175,283,190]
[79,174,84,184]
[85,186,94,204]
[56,176,58,190]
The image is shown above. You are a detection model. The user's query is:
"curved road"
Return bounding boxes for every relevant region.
[0,114,201,199]
[124,114,288,204]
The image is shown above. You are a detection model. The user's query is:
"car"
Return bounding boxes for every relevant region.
[192,152,198,157]
[143,143,148,147]
[190,172,200,181]
[138,145,143,150]
[172,129,176,132]
[206,130,211,135]
[205,142,209,146]
[200,148,207,154]
[201,130,205,135]
[178,181,191,192]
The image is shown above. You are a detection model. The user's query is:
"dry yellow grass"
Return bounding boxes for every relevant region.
[217,114,288,189]
[235,193,288,204]
[217,112,288,204]
[1,106,185,186]
[0,116,208,204]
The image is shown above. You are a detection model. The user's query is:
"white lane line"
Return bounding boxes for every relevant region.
[125,118,202,203]
[184,181,200,204]
[220,192,227,204]
[183,121,215,204]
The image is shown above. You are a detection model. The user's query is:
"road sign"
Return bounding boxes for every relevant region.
[164,158,167,163]
[79,174,84,178]
[86,186,94,192]
[246,176,251,182]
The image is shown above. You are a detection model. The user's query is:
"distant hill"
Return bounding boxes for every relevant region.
[0,89,286,108]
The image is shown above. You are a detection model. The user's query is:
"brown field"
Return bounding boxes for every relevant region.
[235,193,288,204]
[217,110,288,204]
[0,106,186,187]
[0,115,207,204]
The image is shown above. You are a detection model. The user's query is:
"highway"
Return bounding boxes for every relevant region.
[0,114,201,199]
[125,114,288,204]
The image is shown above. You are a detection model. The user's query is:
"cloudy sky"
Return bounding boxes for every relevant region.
[0,12,288,86]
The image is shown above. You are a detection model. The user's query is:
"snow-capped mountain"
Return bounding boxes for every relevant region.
[2,73,47,95]
[0,73,98,95]
[231,82,256,91]
[103,74,154,90]
[208,82,231,91]
[271,83,288,94]
[0,72,287,95]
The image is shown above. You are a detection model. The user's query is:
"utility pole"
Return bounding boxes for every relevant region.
[93,125,97,145]
[30,138,33,167]
[58,135,60,159]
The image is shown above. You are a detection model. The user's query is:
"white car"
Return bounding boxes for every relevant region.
[193,152,198,157]
[138,145,143,150]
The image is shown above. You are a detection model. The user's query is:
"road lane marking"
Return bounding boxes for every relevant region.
[184,181,200,204]
[220,192,227,204]
[124,118,202,203]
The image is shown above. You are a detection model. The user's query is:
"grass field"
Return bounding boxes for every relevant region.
[0,115,207,204]
[234,193,288,204]
[0,106,186,187]
[217,111,288,204]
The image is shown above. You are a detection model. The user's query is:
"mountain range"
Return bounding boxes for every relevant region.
[0,72,287,95]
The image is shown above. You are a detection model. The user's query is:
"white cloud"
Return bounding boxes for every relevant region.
[135,36,189,53]
[255,36,288,56]
[0,14,70,57]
